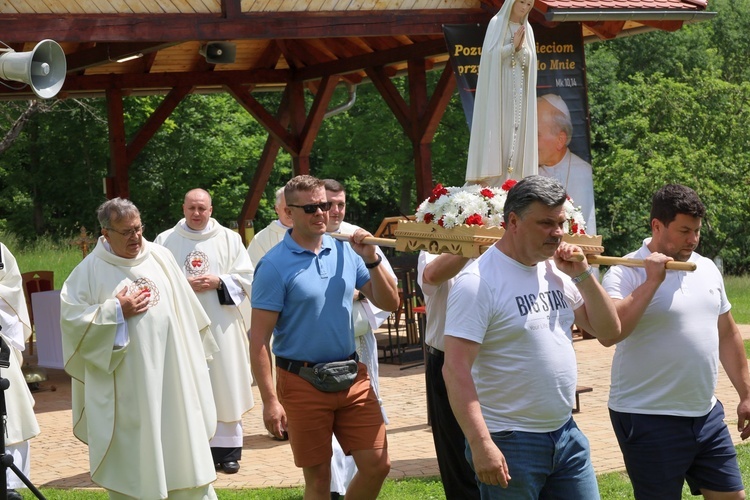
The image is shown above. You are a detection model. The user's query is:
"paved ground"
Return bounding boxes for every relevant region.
[20,325,750,493]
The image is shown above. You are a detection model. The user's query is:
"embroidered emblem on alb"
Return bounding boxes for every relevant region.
[127,277,160,308]
[185,250,209,276]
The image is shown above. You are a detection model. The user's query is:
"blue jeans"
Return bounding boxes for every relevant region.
[466,418,600,499]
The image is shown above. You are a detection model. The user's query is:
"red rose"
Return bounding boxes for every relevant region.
[424,213,434,224]
[501,179,517,191]
[428,183,449,203]
[480,188,494,198]
[437,217,445,227]
[465,214,484,226]
[571,223,578,234]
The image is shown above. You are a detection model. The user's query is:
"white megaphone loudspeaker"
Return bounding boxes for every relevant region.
[0,39,67,99]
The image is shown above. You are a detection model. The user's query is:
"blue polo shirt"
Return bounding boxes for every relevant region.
[251,231,371,363]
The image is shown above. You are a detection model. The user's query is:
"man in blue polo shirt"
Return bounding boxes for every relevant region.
[250,175,399,500]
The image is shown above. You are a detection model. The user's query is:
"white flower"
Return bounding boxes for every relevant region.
[416,183,588,234]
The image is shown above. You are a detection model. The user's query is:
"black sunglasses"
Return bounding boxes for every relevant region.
[288,202,333,214]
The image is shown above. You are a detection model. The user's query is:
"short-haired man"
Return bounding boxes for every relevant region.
[601,184,750,499]
[61,198,219,499]
[0,243,41,500]
[444,175,621,498]
[537,93,597,235]
[417,251,480,500]
[322,178,396,498]
[155,188,255,475]
[250,175,399,499]
[247,186,293,268]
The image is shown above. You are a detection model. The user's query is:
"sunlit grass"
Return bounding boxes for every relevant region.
[726,275,750,325]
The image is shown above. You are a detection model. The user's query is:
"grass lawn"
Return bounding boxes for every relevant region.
[15,449,750,500]
[727,274,750,325]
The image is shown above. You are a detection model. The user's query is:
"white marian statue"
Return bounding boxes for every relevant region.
[465,0,538,187]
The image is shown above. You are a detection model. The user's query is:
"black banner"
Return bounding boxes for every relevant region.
[443,21,590,162]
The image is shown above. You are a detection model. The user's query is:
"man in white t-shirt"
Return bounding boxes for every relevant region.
[601,184,750,499]
[417,252,480,499]
[444,175,621,498]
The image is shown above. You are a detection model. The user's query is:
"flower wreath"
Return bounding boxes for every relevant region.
[415,179,587,235]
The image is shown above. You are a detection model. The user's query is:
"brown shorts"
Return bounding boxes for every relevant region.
[277,361,387,468]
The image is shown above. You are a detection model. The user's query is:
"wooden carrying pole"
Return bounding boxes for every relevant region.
[328,232,697,272]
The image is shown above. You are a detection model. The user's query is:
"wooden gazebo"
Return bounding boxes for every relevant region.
[0,0,712,242]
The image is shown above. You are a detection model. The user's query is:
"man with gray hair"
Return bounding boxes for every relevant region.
[61,197,220,499]
[537,93,597,235]
[444,176,620,498]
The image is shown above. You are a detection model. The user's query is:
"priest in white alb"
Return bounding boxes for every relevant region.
[155,188,255,475]
[0,243,41,500]
[60,198,219,500]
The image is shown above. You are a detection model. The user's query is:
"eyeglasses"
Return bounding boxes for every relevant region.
[106,224,145,238]
[288,202,332,214]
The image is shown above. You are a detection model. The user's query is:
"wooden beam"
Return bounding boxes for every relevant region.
[288,81,309,176]
[0,10,492,43]
[60,68,292,92]
[106,88,129,199]
[408,58,428,145]
[126,86,194,165]
[225,84,299,155]
[407,59,433,202]
[296,38,448,81]
[584,21,627,40]
[299,75,339,156]
[222,0,241,19]
[366,66,410,137]
[237,87,293,236]
[65,42,177,72]
[419,64,457,143]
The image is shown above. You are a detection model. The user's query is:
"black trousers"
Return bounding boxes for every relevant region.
[211,446,241,464]
[425,348,481,500]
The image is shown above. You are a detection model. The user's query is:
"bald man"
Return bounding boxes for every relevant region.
[537,94,597,235]
[156,188,255,474]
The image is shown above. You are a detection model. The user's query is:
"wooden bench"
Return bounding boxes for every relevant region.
[574,386,593,413]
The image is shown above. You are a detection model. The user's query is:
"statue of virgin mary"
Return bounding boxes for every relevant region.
[465,0,537,187]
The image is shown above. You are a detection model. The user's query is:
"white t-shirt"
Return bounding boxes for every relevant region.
[445,246,583,433]
[602,239,730,416]
[417,251,473,352]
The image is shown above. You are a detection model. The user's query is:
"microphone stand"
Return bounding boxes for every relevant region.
[0,334,45,499]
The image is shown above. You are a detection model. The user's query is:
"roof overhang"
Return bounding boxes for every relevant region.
[545,9,715,23]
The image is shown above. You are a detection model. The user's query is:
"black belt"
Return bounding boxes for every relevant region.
[426,345,444,359]
[276,352,358,375]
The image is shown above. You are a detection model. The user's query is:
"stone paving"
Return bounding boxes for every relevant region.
[20,325,750,493]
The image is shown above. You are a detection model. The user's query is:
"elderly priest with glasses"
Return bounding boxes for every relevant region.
[60,197,220,500]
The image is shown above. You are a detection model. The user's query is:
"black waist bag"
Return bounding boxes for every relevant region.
[297,360,358,393]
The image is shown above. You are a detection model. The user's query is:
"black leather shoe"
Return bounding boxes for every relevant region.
[220,461,240,474]
[7,489,23,500]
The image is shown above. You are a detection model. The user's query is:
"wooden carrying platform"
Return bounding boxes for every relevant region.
[394,221,604,258]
